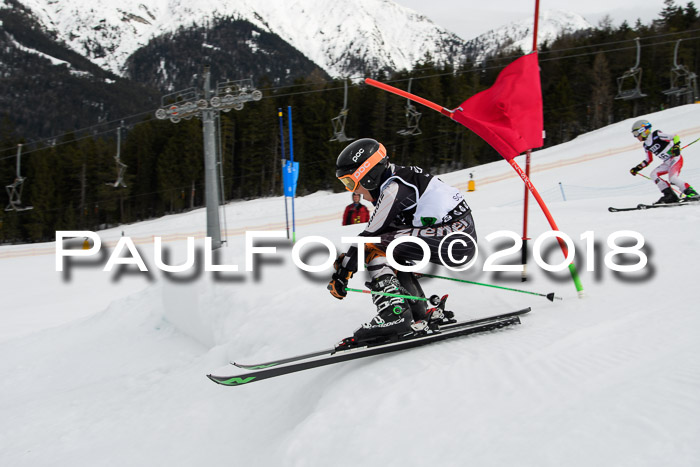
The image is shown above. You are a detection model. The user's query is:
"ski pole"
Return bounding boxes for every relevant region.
[415,273,562,302]
[346,287,440,305]
[634,173,682,195]
[682,136,700,150]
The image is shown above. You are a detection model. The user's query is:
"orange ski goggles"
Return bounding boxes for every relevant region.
[337,144,386,192]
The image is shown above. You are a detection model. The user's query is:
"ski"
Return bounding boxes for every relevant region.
[638,199,699,209]
[232,348,334,370]
[231,307,524,370]
[208,307,531,386]
[608,199,699,212]
[608,206,642,212]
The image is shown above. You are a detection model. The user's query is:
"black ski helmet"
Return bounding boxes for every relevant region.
[336,138,389,191]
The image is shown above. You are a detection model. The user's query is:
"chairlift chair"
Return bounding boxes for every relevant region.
[4,144,33,212]
[107,123,127,188]
[109,158,127,188]
[330,79,354,142]
[662,39,698,104]
[615,38,647,100]
[397,78,422,136]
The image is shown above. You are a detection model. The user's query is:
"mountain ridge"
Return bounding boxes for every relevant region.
[9,0,592,78]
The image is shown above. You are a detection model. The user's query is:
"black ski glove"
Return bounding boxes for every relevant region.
[630,163,645,175]
[328,269,352,299]
[328,253,354,300]
[670,143,681,157]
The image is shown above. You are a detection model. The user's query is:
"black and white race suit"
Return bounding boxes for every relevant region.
[343,164,477,276]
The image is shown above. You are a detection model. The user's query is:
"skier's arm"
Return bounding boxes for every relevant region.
[630,150,653,175]
[337,182,415,269]
[361,182,416,236]
[670,135,681,156]
[328,253,353,299]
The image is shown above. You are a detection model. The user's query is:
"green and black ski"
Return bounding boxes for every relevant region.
[207,307,531,387]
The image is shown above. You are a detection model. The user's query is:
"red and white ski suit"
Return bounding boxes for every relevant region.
[638,130,690,192]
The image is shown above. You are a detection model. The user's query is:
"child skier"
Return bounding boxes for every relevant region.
[328,138,476,342]
[629,119,699,204]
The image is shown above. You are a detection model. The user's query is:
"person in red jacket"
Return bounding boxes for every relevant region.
[342,193,370,225]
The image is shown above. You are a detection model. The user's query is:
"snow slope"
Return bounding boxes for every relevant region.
[1,105,700,466]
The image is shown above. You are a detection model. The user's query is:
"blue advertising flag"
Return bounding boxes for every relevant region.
[283,160,299,197]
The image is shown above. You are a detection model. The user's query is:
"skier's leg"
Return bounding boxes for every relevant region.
[396,270,428,320]
[650,162,671,191]
[352,243,413,341]
[374,214,476,322]
[364,242,394,280]
[665,156,697,198]
[667,156,687,190]
[650,161,679,203]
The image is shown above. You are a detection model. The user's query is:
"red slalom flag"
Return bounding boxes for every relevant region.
[451,52,543,160]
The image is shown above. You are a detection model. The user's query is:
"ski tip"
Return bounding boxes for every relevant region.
[207,373,258,386]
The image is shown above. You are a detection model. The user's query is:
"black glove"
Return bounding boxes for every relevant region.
[670,143,681,157]
[328,251,360,299]
[630,163,645,175]
[328,269,352,299]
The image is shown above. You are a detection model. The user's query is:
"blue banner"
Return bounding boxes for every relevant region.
[283,160,299,197]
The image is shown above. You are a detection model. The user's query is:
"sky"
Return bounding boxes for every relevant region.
[395,0,669,39]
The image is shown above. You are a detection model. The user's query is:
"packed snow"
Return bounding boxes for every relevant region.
[1,104,699,466]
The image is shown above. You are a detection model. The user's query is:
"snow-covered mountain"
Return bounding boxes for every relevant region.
[9,0,591,78]
[465,10,593,62]
[12,0,465,78]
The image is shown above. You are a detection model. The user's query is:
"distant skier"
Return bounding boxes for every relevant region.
[328,138,476,341]
[341,193,370,225]
[629,119,699,204]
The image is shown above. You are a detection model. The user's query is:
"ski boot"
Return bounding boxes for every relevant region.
[351,274,414,344]
[407,294,457,334]
[682,186,700,202]
[396,271,430,321]
[396,271,455,332]
[654,187,679,205]
[423,295,456,328]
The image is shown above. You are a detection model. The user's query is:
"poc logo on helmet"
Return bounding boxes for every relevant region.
[352,148,365,162]
[353,160,372,180]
